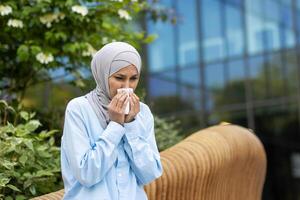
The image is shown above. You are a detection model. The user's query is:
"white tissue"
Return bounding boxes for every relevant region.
[117,88,133,114]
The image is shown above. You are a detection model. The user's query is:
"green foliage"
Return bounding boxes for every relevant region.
[154,116,183,151]
[0,0,174,101]
[0,100,62,199]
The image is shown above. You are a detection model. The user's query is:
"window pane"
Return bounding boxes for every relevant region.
[281,5,293,29]
[179,86,201,111]
[245,0,263,16]
[285,50,299,96]
[264,0,280,22]
[147,1,175,72]
[226,0,242,7]
[209,110,247,127]
[226,59,246,104]
[248,55,267,100]
[225,5,244,57]
[178,0,199,67]
[281,28,296,48]
[205,63,225,110]
[264,20,281,51]
[149,73,177,97]
[246,14,265,54]
[201,0,225,62]
[266,53,285,97]
[179,67,200,87]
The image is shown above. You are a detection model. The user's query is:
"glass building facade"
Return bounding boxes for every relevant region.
[146,0,300,199]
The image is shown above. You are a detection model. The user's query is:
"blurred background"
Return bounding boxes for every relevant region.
[145,0,300,199]
[1,0,300,199]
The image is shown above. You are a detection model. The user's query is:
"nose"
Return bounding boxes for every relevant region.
[123,80,130,88]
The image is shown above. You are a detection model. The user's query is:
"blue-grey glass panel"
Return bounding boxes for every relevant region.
[226,59,246,104]
[179,67,200,88]
[201,0,225,62]
[155,70,177,82]
[285,50,299,96]
[147,20,176,72]
[281,28,296,48]
[205,63,225,110]
[226,0,242,7]
[245,0,263,16]
[248,55,267,100]
[246,14,265,54]
[228,59,245,82]
[297,11,300,31]
[266,53,285,97]
[297,0,300,10]
[264,0,280,22]
[177,0,199,67]
[281,5,293,28]
[264,20,281,51]
[147,0,175,73]
[209,110,247,127]
[225,5,244,57]
[149,75,177,97]
[281,0,292,6]
[180,86,201,110]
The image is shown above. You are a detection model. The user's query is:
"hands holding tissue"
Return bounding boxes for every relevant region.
[108,88,140,125]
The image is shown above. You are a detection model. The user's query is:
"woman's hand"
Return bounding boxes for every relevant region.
[108,92,129,125]
[124,93,140,123]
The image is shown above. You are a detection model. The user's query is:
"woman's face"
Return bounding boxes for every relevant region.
[108,64,139,98]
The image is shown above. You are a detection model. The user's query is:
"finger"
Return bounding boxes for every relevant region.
[116,93,128,109]
[110,92,122,107]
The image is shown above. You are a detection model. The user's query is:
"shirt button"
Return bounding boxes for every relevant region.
[118,173,122,177]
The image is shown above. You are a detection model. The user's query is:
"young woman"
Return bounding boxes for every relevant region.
[61,42,163,200]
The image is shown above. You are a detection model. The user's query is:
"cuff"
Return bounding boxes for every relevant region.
[124,119,139,140]
[100,121,126,145]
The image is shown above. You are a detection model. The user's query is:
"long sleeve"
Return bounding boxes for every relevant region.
[62,100,125,187]
[123,106,163,185]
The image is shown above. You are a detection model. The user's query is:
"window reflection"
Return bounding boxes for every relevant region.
[266,53,285,97]
[225,5,244,57]
[201,0,225,62]
[225,59,246,104]
[246,14,265,54]
[147,0,175,72]
[205,63,225,110]
[149,73,177,97]
[248,55,267,100]
[281,5,293,29]
[245,0,263,16]
[226,0,242,7]
[264,20,281,51]
[209,110,247,127]
[265,0,280,22]
[180,86,201,111]
[179,67,200,87]
[284,50,299,96]
[177,0,199,67]
[281,28,296,48]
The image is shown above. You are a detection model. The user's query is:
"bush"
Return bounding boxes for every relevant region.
[0,100,62,199]
[154,116,183,151]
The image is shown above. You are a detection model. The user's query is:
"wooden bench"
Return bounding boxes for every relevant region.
[32,124,266,200]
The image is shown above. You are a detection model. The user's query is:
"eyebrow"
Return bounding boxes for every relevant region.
[115,73,138,77]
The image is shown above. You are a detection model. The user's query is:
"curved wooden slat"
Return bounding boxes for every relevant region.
[32,124,266,200]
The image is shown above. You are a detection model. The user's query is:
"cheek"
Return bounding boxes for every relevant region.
[130,80,139,89]
[108,79,119,97]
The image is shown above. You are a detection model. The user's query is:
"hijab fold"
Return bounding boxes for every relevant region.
[85,42,141,129]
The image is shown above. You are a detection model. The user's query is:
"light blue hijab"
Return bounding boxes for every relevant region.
[85,42,142,129]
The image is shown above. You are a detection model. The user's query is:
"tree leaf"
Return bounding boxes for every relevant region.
[17,45,30,62]
[7,184,21,192]
[29,185,36,195]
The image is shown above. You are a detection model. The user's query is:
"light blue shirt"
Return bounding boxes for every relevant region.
[61,96,163,200]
